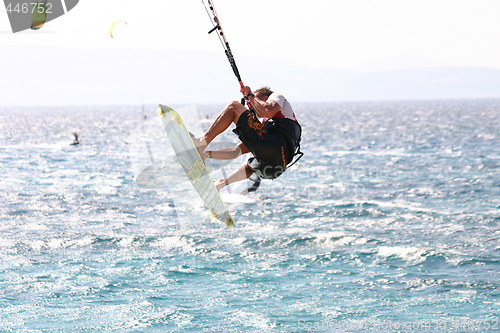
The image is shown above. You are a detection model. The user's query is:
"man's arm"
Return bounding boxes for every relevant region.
[205,142,249,160]
[241,86,281,118]
[248,95,281,118]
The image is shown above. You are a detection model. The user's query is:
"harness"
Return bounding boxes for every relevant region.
[264,116,304,169]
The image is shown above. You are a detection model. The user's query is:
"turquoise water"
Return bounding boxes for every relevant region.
[0,101,498,332]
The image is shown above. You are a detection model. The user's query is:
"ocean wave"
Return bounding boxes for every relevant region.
[377,246,432,265]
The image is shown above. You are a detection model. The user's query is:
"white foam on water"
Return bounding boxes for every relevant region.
[152,236,195,253]
[229,309,277,330]
[377,246,428,264]
[220,192,255,204]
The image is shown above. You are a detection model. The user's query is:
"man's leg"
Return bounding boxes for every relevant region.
[193,101,247,154]
[215,164,253,191]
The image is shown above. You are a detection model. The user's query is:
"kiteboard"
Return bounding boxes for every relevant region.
[157,104,234,227]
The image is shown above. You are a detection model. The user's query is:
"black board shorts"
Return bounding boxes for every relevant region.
[233,110,292,179]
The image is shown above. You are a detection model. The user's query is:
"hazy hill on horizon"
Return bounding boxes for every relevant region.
[2,46,500,105]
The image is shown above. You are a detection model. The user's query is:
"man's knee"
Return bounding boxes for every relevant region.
[228,100,247,115]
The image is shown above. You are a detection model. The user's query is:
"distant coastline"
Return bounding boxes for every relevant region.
[2,46,500,107]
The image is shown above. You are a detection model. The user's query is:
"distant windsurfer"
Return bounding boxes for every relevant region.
[194,86,302,190]
[70,133,79,145]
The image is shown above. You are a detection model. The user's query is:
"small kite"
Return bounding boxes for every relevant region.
[109,20,127,39]
[31,1,49,30]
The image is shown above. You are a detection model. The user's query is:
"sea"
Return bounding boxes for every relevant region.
[0,100,498,332]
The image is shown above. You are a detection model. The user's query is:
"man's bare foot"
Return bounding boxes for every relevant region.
[191,136,208,158]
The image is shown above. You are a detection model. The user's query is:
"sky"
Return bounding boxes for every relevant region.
[1,0,500,105]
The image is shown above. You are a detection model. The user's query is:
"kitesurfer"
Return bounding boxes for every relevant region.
[70,133,79,145]
[194,86,302,190]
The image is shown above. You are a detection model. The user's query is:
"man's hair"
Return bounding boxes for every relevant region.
[254,86,273,98]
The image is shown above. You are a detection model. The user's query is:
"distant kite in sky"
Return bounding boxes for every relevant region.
[5,0,80,33]
[31,1,49,30]
[109,20,128,39]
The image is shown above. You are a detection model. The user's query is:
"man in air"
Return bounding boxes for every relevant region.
[194,86,302,190]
